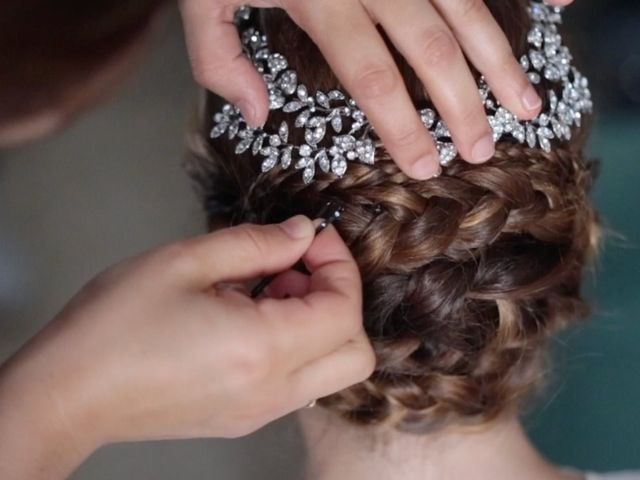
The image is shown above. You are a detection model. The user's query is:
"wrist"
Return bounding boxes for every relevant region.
[0,341,101,479]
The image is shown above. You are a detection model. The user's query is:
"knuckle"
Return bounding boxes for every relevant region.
[280,0,310,26]
[191,62,220,88]
[227,334,276,384]
[420,28,459,68]
[457,0,484,18]
[236,225,271,261]
[389,125,428,151]
[191,57,231,90]
[159,241,198,276]
[457,104,486,129]
[352,64,399,100]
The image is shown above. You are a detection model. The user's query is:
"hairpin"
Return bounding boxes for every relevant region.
[211,1,593,185]
[250,203,345,299]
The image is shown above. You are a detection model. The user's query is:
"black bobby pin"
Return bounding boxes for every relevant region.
[250,203,344,299]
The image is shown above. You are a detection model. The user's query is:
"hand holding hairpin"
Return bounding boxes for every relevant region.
[250,204,345,299]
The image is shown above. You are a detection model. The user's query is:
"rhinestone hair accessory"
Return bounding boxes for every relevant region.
[210,1,593,185]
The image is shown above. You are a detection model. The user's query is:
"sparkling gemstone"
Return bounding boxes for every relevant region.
[316,91,330,109]
[278,122,289,143]
[210,122,228,139]
[420,109,436,128]
[269,134,281,147]
[295,109,311,128]
[331,156,347,177]
[268,53,288,74]
[544,65,561,81]
[539,136,551,152]
[227,120,240,140]
[356,140,375,165]
[252,134,266,155]
[261,154,279,172]
[297,85,309,101]
[238,128,254,138]
[331,115,343,133]
[529,50,546,70]
[269,91,285,109]
[235,137,253,154]
[528,27,544,48]
[513,124,526,143]
[434,121,450,138]
[526,125,537,148]
[302,166,315,184]
[305,124,326,145]
[280,146,293,169]
[438,143,457,165]
[299,144,312,157]
[316,150,330,173]
[283,101,305,112]
[277,70,298,95]
[334,135,356,152]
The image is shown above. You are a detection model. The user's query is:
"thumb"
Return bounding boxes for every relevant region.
[184,215,316,286]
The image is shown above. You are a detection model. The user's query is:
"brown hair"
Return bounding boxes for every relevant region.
[185,0,601,434]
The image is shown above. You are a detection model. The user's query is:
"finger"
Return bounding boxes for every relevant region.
[286,330,375,411]
[174,215,316,287]
[431,0,542,121]
[365,0,494,164]
[257,224,363,366]
[264,270,311,299]
[177,0,268,127]
[292,1,442,179]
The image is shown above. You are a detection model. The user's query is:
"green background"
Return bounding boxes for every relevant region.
[527,113,640,469]
[526,1,640,469]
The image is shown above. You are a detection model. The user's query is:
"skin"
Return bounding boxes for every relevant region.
[178,0,575,179]
[297,407,586,480]
[0,216,375,479]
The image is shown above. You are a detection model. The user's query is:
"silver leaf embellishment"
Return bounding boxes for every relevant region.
[331,115,343,133]
[295,110,311,128]
[235,137,253,154]
[316,150,330,173]
[261,154,279,172]
[283,101,304,113]
[279,121,289,143]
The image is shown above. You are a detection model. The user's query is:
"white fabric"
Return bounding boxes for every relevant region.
[586,472,640,480]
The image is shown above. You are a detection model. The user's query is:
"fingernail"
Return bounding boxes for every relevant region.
[522,85,542,112]
[238,100,259,128]
[280,215,313,240]
[471,134,495,163]
[410,155,440,180]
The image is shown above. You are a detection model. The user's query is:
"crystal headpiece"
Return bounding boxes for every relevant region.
[210,1,593,185]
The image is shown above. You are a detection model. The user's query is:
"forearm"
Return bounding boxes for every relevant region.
[0,351,95,480]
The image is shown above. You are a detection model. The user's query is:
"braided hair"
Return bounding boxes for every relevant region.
[185,0,600,434]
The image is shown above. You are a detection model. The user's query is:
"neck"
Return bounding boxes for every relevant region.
[296,407,581,480]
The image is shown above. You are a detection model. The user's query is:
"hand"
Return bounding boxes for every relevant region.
[178,0,575,180]
[0,216,374,479]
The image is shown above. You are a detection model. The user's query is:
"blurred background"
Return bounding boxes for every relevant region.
[0,1,638,478]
